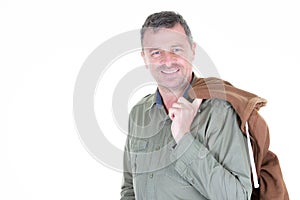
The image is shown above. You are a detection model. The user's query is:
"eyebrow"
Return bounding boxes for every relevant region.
[145,44,184,51]
[147,48,160,51]
[170,44,184,48]
[143,48,161,54]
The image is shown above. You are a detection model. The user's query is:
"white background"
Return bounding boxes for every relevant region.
[1,0,299,199]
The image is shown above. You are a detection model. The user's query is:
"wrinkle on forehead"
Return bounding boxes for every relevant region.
[142,25,190,50]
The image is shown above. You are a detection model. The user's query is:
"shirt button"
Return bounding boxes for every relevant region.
[149,173,153,178]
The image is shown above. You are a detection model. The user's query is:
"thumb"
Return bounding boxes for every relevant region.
[192,98,202,109]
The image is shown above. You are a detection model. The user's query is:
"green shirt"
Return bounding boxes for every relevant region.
[121,90,252,199]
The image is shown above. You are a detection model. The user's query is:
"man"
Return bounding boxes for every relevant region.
[121,11,253,199]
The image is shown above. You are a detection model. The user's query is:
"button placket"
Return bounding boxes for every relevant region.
[149,173,153,178]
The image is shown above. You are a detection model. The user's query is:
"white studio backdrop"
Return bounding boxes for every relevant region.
[1,0,299,199]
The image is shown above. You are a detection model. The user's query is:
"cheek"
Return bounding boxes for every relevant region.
[147,64,159,73]
[145,60,161,71]
[144,55,158,65]
[178,57,192,69]
[176,52,194,65]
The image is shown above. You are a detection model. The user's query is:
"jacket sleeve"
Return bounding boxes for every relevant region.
[120,137,135,200]
[249,110,289,200]
[171,102,252,199]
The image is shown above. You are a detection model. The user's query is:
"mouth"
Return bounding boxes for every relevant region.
[161,69,180,74]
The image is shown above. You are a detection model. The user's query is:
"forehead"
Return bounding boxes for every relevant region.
[142,24,190,49]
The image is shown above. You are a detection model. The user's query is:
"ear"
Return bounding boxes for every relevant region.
[141,50,149,69]
[141,50,145,59]
[191,42,196,60]
[192,42,196,54]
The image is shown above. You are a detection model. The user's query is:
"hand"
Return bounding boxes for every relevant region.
[168,97,202,143]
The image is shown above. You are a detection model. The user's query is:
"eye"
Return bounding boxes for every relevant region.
[172,47,184,54]
[150,50,161,57]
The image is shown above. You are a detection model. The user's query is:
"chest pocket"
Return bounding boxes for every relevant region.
[130,139,149,176]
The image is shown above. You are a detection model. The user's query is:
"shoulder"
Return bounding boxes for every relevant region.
[199,98,237,121]
[201,98,233,111]
[129,93,155,115]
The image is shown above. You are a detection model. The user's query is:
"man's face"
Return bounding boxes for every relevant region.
[141,23,196,92]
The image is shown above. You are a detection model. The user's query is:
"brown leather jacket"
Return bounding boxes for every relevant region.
[188,77,289,200]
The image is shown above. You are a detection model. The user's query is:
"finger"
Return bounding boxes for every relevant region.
[168,109,175,120]
[192,98,202,109]
[168,107,179,120]
[172,102,183,108]
[178,97,199,111]
[177,97,189,104]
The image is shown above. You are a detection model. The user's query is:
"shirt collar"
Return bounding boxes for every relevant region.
[146,73,198,111]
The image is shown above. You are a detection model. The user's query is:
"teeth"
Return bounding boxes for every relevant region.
[162,69,178,74]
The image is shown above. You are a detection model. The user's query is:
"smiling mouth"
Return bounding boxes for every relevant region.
[161,69,180,74]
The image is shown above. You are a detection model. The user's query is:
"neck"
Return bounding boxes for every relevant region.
[158,85,187,111]
[158,73,194,111]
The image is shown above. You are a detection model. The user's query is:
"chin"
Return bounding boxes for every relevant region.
[159,81,186,91]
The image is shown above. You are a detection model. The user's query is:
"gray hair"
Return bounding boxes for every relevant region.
[141,11,193,47]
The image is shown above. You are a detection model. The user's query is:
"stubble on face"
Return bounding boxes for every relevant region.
[151,62,191,94]
[142,24,195,96]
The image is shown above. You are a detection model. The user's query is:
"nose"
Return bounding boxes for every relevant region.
[161,51,177,67]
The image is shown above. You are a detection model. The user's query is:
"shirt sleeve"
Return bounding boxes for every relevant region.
[120,137,135,200]
[121,115,135,200]
[170,101,253,199]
